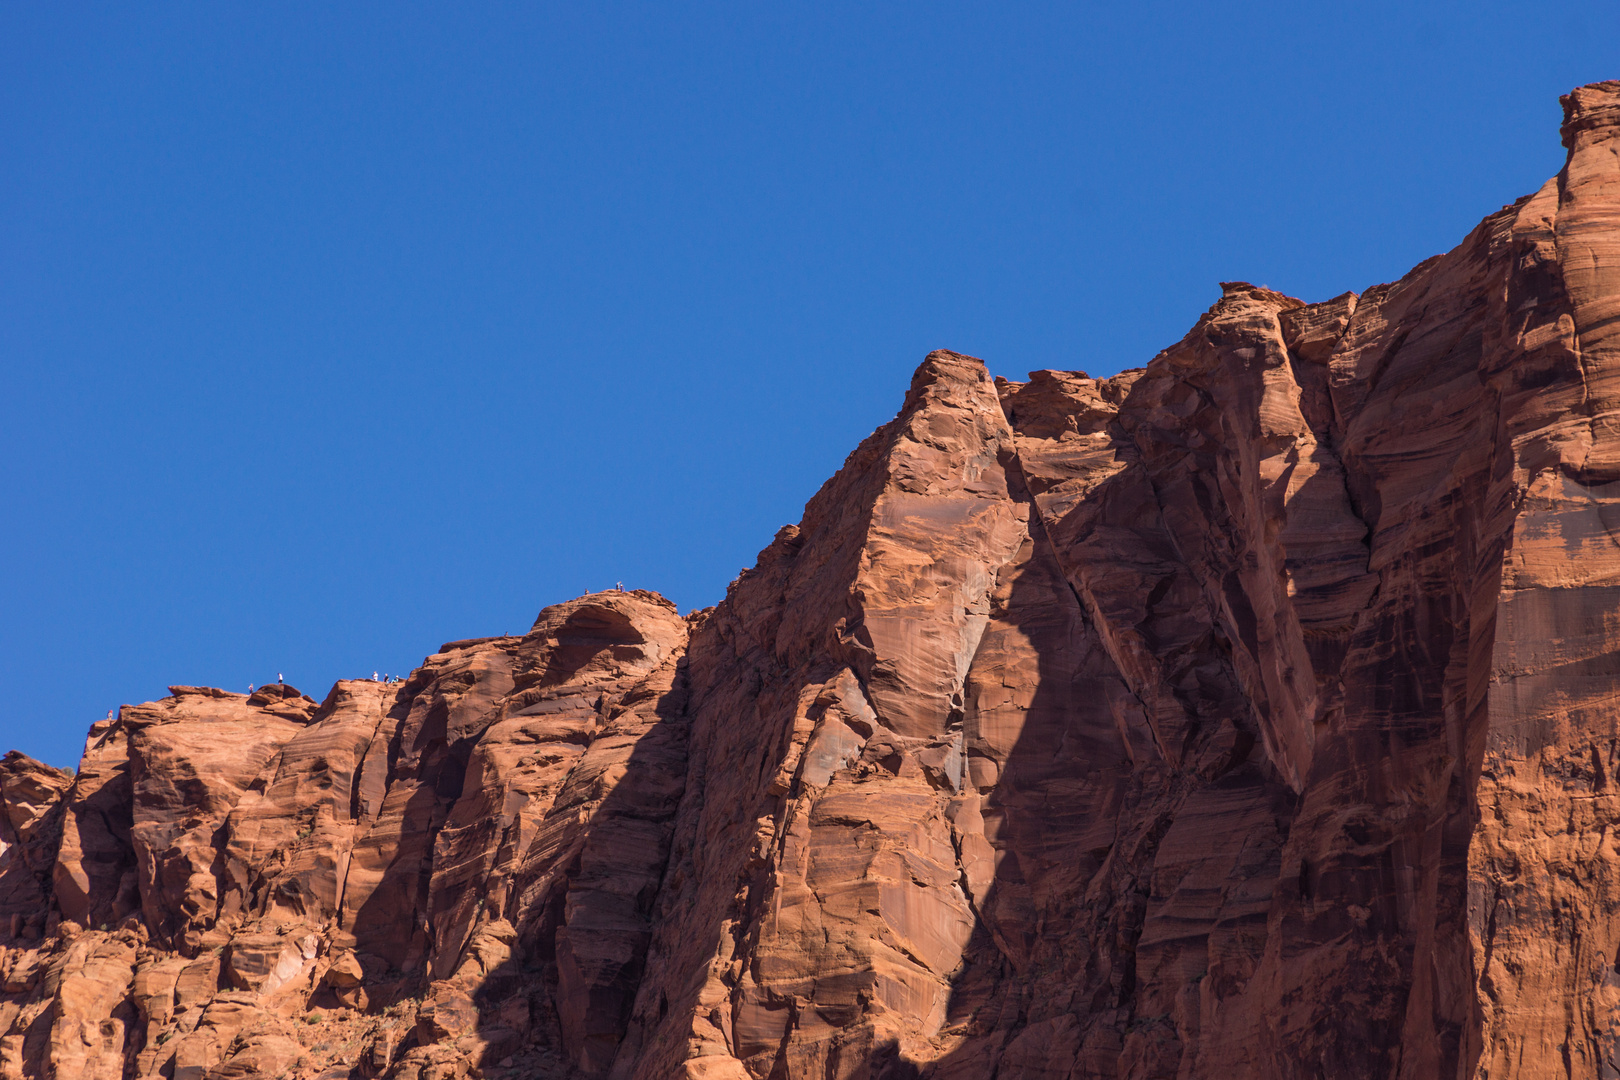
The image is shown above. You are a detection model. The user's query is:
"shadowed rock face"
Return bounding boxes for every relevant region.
[1,80,1618,1080]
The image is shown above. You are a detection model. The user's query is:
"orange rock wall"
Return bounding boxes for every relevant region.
[0,79,1615,1080]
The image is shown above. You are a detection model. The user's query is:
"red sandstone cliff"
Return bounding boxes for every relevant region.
[2,80,1618,1079]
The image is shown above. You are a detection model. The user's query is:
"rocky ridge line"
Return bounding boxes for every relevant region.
[0,79,1617,1079]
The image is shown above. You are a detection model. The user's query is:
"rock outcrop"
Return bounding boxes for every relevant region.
[2,80,1618,1079]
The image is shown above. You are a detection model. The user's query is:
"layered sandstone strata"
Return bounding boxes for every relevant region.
[0,80,1617,1079]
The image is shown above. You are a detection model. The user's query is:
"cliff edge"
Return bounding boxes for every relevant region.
[3,80,1619,1080]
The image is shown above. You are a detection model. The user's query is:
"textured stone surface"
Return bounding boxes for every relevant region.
[0,79,1618,1079]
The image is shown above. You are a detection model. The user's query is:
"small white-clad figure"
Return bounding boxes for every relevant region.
[278,672,283,683]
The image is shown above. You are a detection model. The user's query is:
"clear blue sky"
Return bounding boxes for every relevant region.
[3,3,1615,768]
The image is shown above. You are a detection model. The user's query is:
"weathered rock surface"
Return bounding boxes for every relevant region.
[2,80,1618,1078]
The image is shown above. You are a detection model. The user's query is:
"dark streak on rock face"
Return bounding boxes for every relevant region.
[1,78,1619,1080]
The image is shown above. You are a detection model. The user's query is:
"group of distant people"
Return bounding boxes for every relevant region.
[235,669,402,696]
[100,667,410,723]
[104,583,647,722]
[98,582,644,725]
[109,585,647,724]
[243,672,285,695]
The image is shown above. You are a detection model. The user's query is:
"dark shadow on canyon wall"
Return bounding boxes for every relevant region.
[335,609,696,1079]
[920,448,1305,1079]
[909,325,1504,1077]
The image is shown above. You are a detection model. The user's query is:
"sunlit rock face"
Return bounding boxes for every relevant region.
[1,79,1618,1080]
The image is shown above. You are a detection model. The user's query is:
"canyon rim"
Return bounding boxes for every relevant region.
[3,80,1620,1079]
